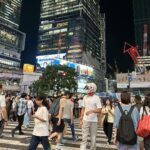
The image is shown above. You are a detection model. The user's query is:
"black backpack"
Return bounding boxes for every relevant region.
[49,98,60,117]
[117,104,137,145]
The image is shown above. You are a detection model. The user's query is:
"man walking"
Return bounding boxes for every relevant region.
[63,92,78,141]
[80,83,102,150]
[12,93,27,137]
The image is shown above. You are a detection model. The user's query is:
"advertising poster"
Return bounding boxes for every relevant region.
[117,73,150,88]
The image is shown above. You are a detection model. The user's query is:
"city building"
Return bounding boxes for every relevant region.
[0,0,26,70]
[133,0,150,68]
[20,72,41,94]
[37,0,106,91]
[0,0,26,92]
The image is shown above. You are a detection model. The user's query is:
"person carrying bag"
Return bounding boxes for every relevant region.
[137,94,150,150]
[102,98,114,145]
[136,106,150,138]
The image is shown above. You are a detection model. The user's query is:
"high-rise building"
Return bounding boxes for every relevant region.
[133,0,150,68]
[0,0,25,70]
[37,0,106,77]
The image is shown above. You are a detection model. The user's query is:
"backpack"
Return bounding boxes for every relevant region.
[117,104,137,145]
[49,98,60,117]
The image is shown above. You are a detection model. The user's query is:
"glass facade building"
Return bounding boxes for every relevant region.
[38,0,106,76]
[0,0,25,69]
[133,0,150,68]
[133,0,150,56]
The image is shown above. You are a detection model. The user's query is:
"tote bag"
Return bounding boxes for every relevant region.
[136,106,150,138]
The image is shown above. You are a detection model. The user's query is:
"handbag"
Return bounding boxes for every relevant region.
[136,106,150,138]
[104,113,108,123]
[0,119,4,128]
[98,113,105,128]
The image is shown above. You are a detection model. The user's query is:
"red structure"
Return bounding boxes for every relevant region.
[123,42,141,64]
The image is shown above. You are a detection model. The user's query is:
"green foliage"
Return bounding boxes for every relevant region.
[31,65,78,95]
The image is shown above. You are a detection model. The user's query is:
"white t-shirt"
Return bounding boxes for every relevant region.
[0,95,6,121]
[33,106,49,136]
[78,99,83,108]
[82,95,102,122]
[27,100,34,109]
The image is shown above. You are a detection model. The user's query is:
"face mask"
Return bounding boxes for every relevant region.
[88,92,94,96]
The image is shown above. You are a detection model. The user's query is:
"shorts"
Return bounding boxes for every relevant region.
[51,117,65,133]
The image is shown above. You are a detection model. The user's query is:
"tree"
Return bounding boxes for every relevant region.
[31,65,78,95]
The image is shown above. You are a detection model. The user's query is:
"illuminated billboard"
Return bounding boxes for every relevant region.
[36,53,66,68]
[23,64,34,73]
[36,54,94,77]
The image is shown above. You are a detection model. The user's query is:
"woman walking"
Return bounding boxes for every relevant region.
[28,95,50,150]
[102,97,114,144]
[140,93,150,150]
[23,95,34,128]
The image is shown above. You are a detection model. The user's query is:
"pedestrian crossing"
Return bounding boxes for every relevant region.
[0,120,117,150]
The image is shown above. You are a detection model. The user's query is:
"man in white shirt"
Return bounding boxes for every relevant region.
[0,91,8,136]
[80,83,102,150]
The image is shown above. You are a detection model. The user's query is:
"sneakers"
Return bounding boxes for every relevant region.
[73,136,79,142]
[106,141,112,145]
[22,125,28,129]
[55,144,61,150]
[19,132,24,135]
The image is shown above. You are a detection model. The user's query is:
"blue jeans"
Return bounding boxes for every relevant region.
[63,118,76,139]
[23,110,31,126]
[28,135,51,150]
[117,143,139,150]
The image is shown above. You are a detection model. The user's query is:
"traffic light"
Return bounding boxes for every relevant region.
[62,72,66,76]
[57,70,67,77]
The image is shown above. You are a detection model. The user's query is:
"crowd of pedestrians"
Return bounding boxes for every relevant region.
[0,82,150,150]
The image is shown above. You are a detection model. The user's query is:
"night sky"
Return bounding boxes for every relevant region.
[19,0,135,75]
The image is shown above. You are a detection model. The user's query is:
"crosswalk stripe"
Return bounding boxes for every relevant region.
[0,120,117,150]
